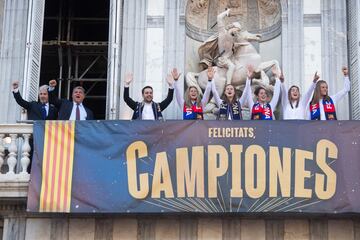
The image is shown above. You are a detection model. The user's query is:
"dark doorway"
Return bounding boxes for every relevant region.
[41,0,110,119]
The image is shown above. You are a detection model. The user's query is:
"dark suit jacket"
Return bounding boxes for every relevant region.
[13,91,58,120]
[123,87,174,112]
[48,90,94,120]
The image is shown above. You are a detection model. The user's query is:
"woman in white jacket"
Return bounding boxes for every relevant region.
[244,65,282,120]
[280,72,319,120]
[210,78,251,120]
[172,67,213,120]
[308,67,350,120]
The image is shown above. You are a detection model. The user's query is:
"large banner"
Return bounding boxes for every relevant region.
[27,120,360,213]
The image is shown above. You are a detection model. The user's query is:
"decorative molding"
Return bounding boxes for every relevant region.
[0,124,33,134]
[0,198,27,217]
[304,14,321,26]
[147,16,165,28]
[0,181,29,198]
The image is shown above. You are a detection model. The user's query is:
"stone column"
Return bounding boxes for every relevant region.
[347,0,360,119]
[321,0,349,119]
[106,0,123,120]
[162,0,186,120]
[1,203,27,240]
[119,0,147,119]
[0,0,5,48]
[281,0,304,88]
[0,0,29,123]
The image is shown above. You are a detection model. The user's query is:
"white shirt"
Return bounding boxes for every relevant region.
[281,82,316,120]
[306,77,350,120]
[42,103,49,116]
[244,78,281,119]
[142,103,155,120]
[69,102,87,120]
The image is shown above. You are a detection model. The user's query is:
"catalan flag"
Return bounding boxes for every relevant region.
[38,121,75,212]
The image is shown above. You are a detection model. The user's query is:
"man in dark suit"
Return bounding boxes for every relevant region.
[123,72,174,120]
[12,81,58,120]
[48,79,94,120]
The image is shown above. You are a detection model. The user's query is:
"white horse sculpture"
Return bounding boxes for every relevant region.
[186,26,281,111]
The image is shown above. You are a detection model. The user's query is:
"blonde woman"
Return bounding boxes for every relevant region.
[308,67,350,120]
[173,67,213,120]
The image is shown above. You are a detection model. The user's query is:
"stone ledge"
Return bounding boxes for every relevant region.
[0,124,33,134]
[0,181,29,198]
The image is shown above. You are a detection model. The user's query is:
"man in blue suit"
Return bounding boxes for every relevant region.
[48,79,94,120]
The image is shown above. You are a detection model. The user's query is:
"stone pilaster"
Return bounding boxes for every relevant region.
[162,0,186,120]
[281,0,304,89]
[347,0,360,119]
[0,201,27,240]
[119,0,148,119]
[0,0,29,123]
[106,0,123,120]
[322,0,349,119]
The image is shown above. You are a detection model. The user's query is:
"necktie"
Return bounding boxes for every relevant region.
[41,104,47,120]
[76,104,80,120]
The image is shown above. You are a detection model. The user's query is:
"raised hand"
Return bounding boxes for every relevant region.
[49,79,57,88]
[171,68,181,81]
[342,67,348,76]
[247,64,255,79]
[272,66,281,79]
[12,80,19,90]
[166,74,174,86]
[207,66,215,81]
[124,73,133,87]
[279,73,285,83]
[313,71,320,83]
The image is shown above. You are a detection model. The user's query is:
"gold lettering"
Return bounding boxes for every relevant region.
[208,145,229,198]
[151,152,174,198]
[315,139,337,200]
[269,147,291,197]
[294,149,313,198]
[126,141,149,199]
[230,145,243,197]
[176,147,205,198]
[245,145,266,198]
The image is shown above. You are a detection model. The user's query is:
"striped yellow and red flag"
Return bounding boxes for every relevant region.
[39,121,75,212]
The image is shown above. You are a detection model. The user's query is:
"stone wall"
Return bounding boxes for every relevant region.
[1,207,360,240]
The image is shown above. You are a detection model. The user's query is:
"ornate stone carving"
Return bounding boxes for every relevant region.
[189,0,209,14]
[185,0,282,42]
[186,9,281,118]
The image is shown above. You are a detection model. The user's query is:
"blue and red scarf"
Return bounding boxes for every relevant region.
[218,100,242,120]
[183,102,203,120]
[251,102,273,120]
[310,97,337,120]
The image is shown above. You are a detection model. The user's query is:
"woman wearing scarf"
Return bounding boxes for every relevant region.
[280,72,319,119]
[211,76,251,120]
[308,67,350,120]
[173,67,213,120]
[244,65,282,120]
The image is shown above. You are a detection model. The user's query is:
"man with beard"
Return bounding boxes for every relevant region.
[12,81,58,120]
[48,79,94,120]
[123,72,174,120]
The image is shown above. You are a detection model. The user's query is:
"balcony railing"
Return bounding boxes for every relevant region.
[0,124,32,197]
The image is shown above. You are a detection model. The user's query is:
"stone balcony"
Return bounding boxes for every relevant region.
[0,124,32,199]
